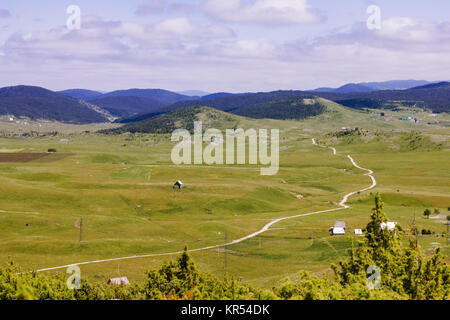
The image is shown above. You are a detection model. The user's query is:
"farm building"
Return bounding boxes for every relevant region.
[354,229,363,235]
[173,180,184,189]
[329,227,345,236]
[329,221,346,235]
[381,221,397,231]
[108,277,130,285]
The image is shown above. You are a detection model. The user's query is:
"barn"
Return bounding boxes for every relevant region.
[173,181,184,189]
[330,227,346,236]
[329,221,346,235]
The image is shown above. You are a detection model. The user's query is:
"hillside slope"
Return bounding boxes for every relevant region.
[100,98,362,135]
[119,90,314,123]
[89,95,167,118]
[0,86,109,123]
[100,106,242,134]
[312,83,450,113]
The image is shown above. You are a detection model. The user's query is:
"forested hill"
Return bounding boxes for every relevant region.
[0,85,109,123]
[232,97,326,120]
[100,106,241,134]
[119,90,314,123]
[311,82,450,113]
[101,97,328,135]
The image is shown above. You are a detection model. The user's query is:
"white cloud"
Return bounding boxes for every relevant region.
[216,39,278,59]
[314,17,450,53]
[0,11,449,92]
[204,0,324,25]
[1,15,235,63]
[379,17,450,44]
[154,17,234,38]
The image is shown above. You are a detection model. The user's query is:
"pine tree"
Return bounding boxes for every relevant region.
[333,193,449,299]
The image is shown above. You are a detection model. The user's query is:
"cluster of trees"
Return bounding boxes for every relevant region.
[327,128,366,139]
[421,229,435,235]
[1,194,448,300]
[424,208,442,219]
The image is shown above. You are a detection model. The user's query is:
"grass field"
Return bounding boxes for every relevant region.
[0,103,449,289]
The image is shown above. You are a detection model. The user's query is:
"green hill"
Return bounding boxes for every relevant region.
[100,106,242,134]
[118,90,314,123]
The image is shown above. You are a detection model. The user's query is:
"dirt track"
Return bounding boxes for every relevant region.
[36,139,377,272]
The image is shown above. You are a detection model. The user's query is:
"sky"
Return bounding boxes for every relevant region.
[0,0,449,92]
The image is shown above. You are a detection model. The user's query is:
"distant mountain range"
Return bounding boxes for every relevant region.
[177,90,210,97]
[312,81,450,113]
[1,80,448,124]
[310,80,435,93]
[0,86,108,123]
[201,92,250,100]
[60,88,199,119]
[117,90,315,123]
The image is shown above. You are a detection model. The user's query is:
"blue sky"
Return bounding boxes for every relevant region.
[0,0,449,92]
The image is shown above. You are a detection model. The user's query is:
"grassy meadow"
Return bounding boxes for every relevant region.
[0,103,449,289]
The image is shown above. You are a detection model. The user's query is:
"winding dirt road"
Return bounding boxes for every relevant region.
[36,139,377,272]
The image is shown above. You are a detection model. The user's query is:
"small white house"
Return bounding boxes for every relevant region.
[381,222,397,231]
[108,277,130,285]
[354,229,363,235]
[330,227,346,236]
